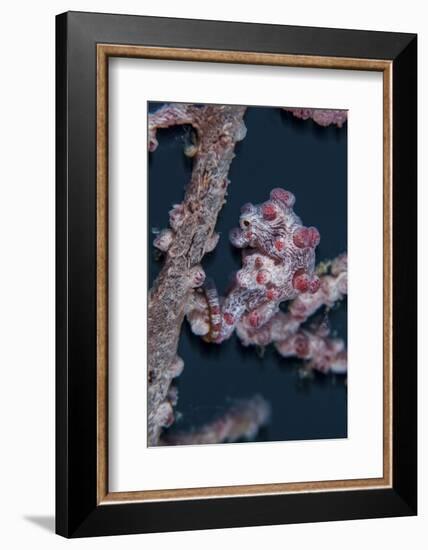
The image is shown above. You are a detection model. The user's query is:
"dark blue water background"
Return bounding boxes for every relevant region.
[148,103,347,442]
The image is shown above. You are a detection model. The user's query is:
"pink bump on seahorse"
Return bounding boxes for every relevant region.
[207,188,321,343]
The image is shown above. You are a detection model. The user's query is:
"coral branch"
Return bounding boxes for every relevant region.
[275,327,347,374]
[236,253,348,373]
[284,108,348,128]
[148,103,195,152]
[235,253,347,346]
[148,103,247,446]
[161,395,271,446]
[186,252,347,374]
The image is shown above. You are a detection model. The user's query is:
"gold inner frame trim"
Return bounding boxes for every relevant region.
[96,43,393,505]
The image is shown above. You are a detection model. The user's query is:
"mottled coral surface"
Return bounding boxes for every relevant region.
[148,103,348,445]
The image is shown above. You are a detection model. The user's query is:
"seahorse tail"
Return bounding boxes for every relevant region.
[202,278,222,343]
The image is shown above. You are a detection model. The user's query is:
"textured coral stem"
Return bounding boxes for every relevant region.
[283,108,348,128]
[275,329,347,374]
[161,395,271,446]
[148,103,247,446]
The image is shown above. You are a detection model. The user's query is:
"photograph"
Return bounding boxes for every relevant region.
[147,101,348,447]
[51,9,417,538]
[0,0,421,545]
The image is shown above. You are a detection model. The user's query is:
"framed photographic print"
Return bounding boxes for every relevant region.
[56,11,417,537]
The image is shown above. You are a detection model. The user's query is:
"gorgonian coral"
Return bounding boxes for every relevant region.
[162,395,271,446]
[148,102,347,446]
[283,108,348,128]
[147,103,248,446]
[235,253,348,373]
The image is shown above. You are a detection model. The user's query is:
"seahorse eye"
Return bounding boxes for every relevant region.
[240,216,252,230]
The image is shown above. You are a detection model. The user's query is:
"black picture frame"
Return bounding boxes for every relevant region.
[56,11,417,538]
